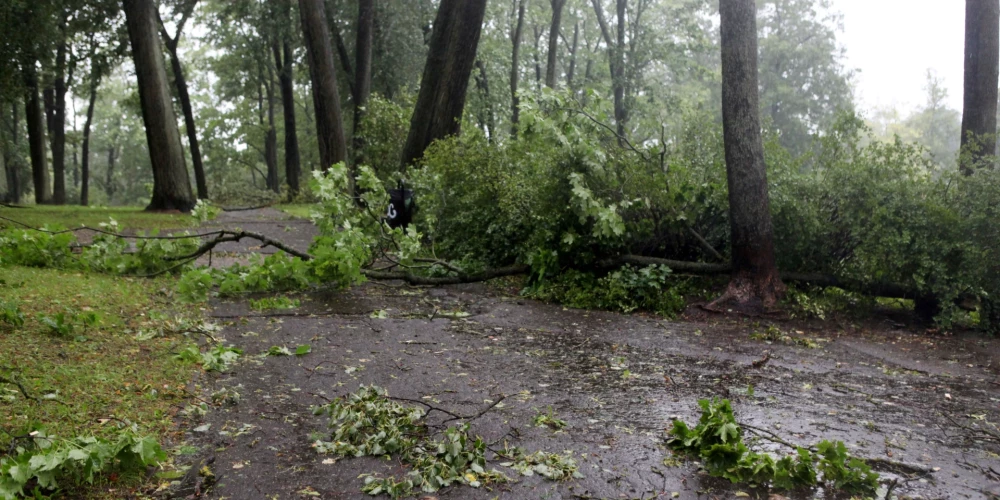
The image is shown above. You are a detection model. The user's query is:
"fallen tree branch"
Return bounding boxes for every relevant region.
[363,264,529,286]
[0,370,39,403]
[167,230,313,262]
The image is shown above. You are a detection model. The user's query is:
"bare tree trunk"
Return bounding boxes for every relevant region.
[272,38,301,197]
[566,21,579,89]
[510,0,527,137]
[353,0,374,166]
[25,69,50,204]
[5,101,22,203]
[81,70,99,206]
[124,0,196,212]
[265,69,279,193]
[400,0,488,168]
[532,25,543,87]
[591,0,627,141]
[474,59,495,141]
[711,0,785,312]
[105,146,117,200]
[961,0,1000,174]
[545,0,567,88]
[299,0,349,178]
[332,25,356,99]
[52,37,68,204]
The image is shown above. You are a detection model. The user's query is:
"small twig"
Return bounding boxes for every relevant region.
[388,396,465,420]
[443,394,508,424]
[0,371,39,403]
[750,351,771,369]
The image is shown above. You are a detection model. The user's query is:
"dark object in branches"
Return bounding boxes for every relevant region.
[385,181,416,230]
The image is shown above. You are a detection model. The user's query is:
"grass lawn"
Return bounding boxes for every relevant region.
[275,203,316,219]
[0,205,194,231]
[0,265,200,496]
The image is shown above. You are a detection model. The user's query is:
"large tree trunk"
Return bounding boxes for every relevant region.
[712,0,785,312]
[400,0,489,168]
[961,0,1000,174]
[272,38,301,197]
[299,0,349,177]
[510,0,527,137]
[353,0,374,166]
[24,70,51,204]
[124,0,196,212]
[545,0,567,88]
[52,38,68,204]
[80,70,99,206]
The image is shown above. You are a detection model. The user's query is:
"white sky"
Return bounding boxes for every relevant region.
[835,0,966,115]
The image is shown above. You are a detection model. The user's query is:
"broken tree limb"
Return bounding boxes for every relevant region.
[168,229,314,262]
[362,264,529,286]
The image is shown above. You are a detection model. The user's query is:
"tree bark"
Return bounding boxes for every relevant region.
[533,25,543,86]
[124,0,196,212]
[299,0,349,177]
[24,69,50,204]
[105,146,117,200]
[6,101,21,203]
[265,70,279,193]
[353,0,374,166]
[510,0,527,136]
[474,59,495,141]
[567,21,579,89]
[713,0,785,312]
[52,37,68,204]
[545,0,567,88]
[272,38,301,197]
[961,0,1000,174]
[401,0,488,168]
[80,69,99,206]
[591,0,627,140]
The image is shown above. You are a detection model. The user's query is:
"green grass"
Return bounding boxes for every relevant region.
[0,205,194,231]
[0,266,194,460]
[275,203,317,219]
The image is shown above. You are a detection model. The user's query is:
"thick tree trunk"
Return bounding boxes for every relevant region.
[80,73,98,206]
[961,0,1000,174]
[400,0,488,168]
[353,0,374,166]
[299,0,349,177]
[52,39,68,204]
[272,39,301,197]
[713,0,785,311]
[546,0,567,88]
[510,0,527,137]
[24,70,50,204]
[124,0,196,212]
[166,45,209,200]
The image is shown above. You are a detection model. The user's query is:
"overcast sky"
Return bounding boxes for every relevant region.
[835,0,966,115]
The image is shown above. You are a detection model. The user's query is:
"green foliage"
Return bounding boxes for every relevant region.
[312,386,575,498]
[0,430,165,499]
[174,345,243,373]
[191,200,221,223]
[249,296,300,311]
[527,265,686,317]
[0,301,25,329]
[667,399,878,494]
[0,228,75,268]
[532,407,567,430]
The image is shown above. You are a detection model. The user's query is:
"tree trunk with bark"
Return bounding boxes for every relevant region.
[124,0,196,212]
[272,38,301,197]
[567,21,579,89]
[80,69,99,206]
[5,102,22,203]
[591,0,627,141]
[545,0,567,88]
[105,146,116,200]
[52,37,68,204]
[24,69,50,204]
[474,59,495,141]
[712,0,785,312]
[353,0,374,166]
[510,0,527,136]
[264,69,279,193]
[160,3,209,200]
[400,0,489,168]
[961,0,1000,174]
[299,0,349,176]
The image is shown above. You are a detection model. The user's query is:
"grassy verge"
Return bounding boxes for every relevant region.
[0,265,198,496]
[0,205,193,231]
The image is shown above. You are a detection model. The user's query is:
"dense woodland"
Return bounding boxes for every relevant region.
[0,0,998,326]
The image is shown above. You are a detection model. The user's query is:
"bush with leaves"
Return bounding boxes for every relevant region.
[526,264,686,317]
[0,430,165,499]
[667,398,879,494]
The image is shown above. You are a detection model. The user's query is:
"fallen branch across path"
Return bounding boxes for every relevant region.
[362,264,529,286]
[168,229,313,262]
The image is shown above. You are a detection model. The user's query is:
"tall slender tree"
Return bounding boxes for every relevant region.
[510,0,527,136]
[159,0,208,199]
[51,20,69,204]
[299,0,349,176]
[123,0,196,211]
[24,68,50,204]
[545,0,567,88]
[272,34,300,196]
[710,0,785,311]
[400,0,489,168]
[80,52,100,206]
[353,0,374,166]
[591,0,627,139]
[961,0,1000,174]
